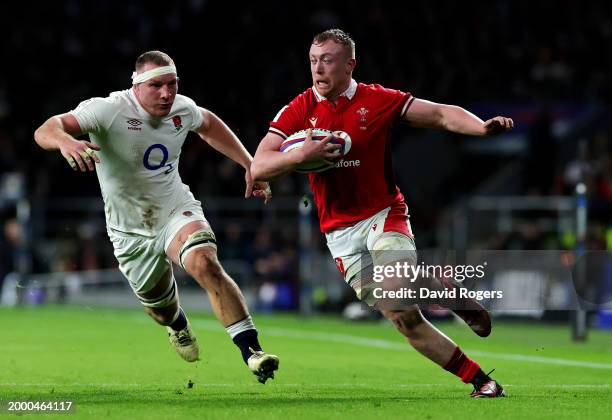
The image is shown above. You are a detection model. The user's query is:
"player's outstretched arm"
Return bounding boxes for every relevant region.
[196,108,253,169]
[403,98,513,136]
[251,129,338,182]
[34,114,100,172]
[196,108,271,203]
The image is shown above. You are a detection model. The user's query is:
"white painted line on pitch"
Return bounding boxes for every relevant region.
[466,350,612,370]
[0,382,610,391]
[190,320,612,370]
[124,315,612,370]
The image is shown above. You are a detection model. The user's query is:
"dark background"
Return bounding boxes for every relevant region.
[1,1,611,307]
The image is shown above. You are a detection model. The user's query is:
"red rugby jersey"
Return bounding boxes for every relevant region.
[269,80,413,233]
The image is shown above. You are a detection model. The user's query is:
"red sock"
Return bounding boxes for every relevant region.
[443,347,481,383]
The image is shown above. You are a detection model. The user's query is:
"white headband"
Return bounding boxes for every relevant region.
[131,65,177,84]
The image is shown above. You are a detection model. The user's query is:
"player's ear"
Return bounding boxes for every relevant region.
[346,58,356,74]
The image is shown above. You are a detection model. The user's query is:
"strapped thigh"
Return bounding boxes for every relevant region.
[371,231,418,266]
[357,232,418,308]
[179,229,217,269]
[136,276,179,308]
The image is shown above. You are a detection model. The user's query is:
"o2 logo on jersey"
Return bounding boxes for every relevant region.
[143,144,174,174]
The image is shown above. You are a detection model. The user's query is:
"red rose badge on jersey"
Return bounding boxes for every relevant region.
[172,116,183,131]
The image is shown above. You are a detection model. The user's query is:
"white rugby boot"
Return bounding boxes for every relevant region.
[167,323,200,362]
[247,348,279,384]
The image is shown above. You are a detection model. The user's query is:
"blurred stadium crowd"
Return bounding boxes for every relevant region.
[1,1,611,309]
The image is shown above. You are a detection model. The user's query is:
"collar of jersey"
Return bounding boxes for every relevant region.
[312,79,357,102]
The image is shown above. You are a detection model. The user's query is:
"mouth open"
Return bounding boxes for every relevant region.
[316,80,330,88]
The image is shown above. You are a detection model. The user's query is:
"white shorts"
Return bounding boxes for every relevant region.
[325,202,416,305]
[108,197,212,295]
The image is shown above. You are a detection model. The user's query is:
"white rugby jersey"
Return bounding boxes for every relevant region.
[70,89,204,236]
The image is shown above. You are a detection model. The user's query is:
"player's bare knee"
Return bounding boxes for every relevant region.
[384,308,424,337]
[188,249,225,288]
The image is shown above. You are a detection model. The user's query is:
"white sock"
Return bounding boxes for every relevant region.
[225,315,256,339]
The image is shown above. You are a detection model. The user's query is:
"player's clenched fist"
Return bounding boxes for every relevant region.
[483,116,514,136]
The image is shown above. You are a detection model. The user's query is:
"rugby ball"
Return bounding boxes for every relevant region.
[280,128,352,173]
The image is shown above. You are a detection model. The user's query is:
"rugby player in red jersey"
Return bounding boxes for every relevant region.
[252,29,512,397]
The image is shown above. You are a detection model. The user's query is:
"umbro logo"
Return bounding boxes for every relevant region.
[127,119,142,131]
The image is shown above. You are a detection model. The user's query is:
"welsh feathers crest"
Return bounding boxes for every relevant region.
[356,107,369,124]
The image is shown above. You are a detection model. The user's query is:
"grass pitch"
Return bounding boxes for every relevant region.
[1,305,611,419]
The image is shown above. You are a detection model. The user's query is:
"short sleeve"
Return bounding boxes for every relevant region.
[374,85,413,124]
[183,96,204,131]
[269,96,305,139]
[70,97,113,134]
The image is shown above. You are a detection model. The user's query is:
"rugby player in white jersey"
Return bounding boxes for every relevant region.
[34,51,279,384]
